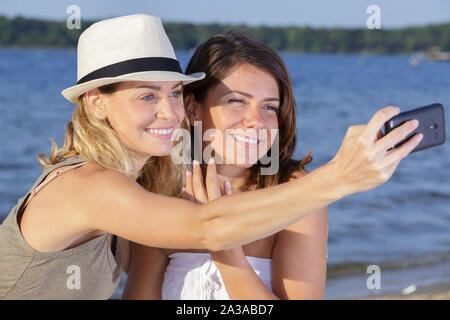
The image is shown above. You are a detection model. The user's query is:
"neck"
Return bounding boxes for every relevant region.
[128,151,151,180]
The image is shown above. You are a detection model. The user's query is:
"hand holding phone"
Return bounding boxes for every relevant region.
[383,103,446,153]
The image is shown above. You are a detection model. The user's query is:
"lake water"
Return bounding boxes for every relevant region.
[0,49,449,299]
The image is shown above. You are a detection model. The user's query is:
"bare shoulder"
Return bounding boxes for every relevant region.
[59,162,151,221]
[40,162,140,211]
[36,161,124,192]
[61,162,147,201]
[64,161,130,187]
[19,161,140,252]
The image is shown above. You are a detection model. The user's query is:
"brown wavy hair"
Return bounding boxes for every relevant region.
[184,31,312,189]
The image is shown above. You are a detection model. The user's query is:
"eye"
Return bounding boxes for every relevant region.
[263,105,280,114]
[228,98,246,104]
[169,90,182,98]
[142,94,156,102]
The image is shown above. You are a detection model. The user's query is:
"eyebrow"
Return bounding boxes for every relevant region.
[135,82,182,91]
[226,90,279,102]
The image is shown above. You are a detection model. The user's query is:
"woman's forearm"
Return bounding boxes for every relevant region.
[85,160,341,251]
[211,249,279,300]
[199,161,343,251]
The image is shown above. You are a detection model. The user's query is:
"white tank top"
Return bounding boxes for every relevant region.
[162,252,272,300]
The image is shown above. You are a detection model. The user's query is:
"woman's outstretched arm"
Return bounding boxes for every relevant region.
[79,106,420,251]
[75,155,336,251]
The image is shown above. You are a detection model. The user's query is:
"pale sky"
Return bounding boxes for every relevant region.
[0,0,449,28]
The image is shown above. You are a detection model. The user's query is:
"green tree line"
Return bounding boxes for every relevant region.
[0,15,449,53]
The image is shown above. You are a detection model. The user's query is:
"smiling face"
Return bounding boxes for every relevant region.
[188,63,279,170]
[85,80,185,165]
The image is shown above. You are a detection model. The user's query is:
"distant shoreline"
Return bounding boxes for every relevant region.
[0,15,449,54]
[0,48,424,57]
[356,282,450,300]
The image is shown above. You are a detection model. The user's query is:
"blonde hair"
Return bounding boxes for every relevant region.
[38,86,186,197]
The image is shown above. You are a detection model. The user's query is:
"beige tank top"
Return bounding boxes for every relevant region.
[0,155,121,299]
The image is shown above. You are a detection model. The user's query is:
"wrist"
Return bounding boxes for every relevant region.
[318,159,349,201]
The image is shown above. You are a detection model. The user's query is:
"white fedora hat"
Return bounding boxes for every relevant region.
[61,14,205,103]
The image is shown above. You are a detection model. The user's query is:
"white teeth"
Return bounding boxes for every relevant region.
[233,135,258,144]
[146,127,174,135]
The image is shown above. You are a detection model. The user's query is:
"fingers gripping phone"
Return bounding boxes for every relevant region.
[383,103,446,153]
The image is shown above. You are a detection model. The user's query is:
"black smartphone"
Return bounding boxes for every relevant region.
[383,103,446,153]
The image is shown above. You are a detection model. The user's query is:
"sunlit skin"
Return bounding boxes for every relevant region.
[103,66,421,300]
[14,47,423,299]
[85,80,185,175]
[188,63,280,185]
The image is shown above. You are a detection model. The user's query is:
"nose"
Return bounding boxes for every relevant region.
[242,105,264,129]
[156,97,178,121]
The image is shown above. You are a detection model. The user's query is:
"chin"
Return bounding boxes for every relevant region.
[143,144,174,157]
[219,153,262,167]
[233,162,256,169]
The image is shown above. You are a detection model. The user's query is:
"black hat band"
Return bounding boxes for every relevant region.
[77,57,183,84]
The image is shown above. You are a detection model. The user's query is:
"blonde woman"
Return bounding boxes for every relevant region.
[0,15,422,300]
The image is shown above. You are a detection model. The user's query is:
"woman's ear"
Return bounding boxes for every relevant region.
[184,94,202,126]
[85,89,107,120]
